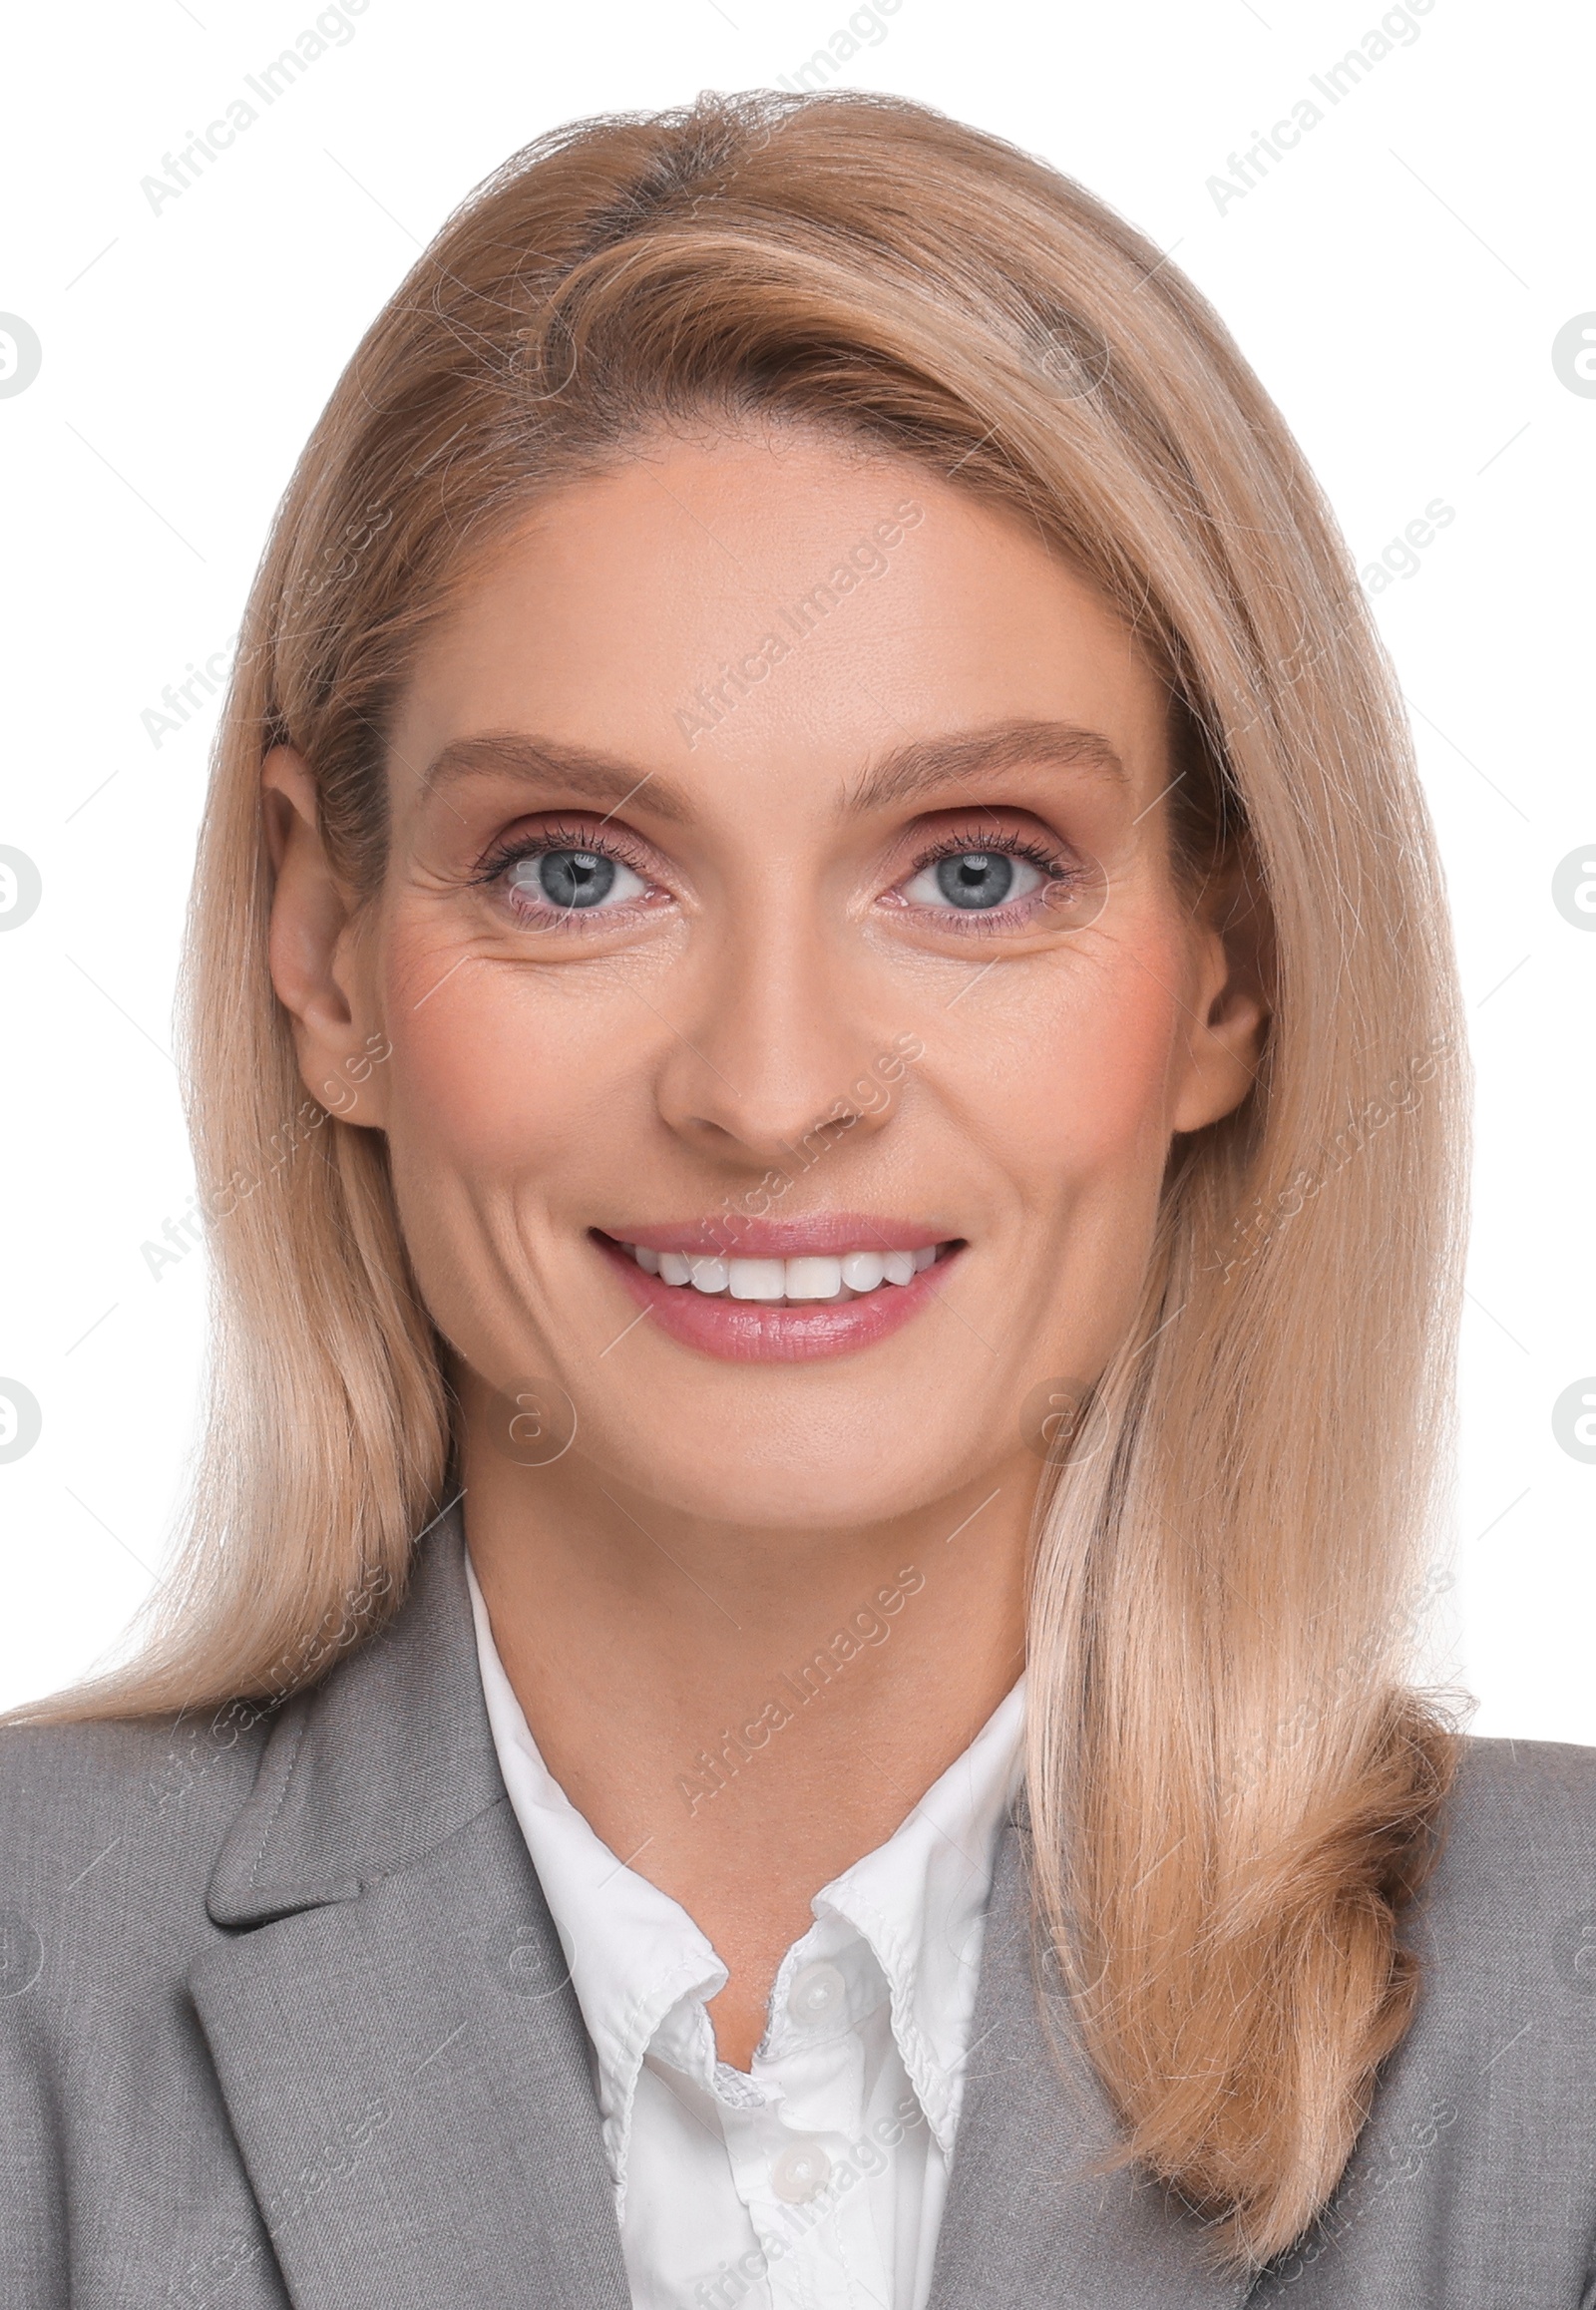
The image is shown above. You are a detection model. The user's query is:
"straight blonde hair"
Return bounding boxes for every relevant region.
[32,91,1466,2267]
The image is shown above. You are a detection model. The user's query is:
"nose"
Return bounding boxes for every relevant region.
[651,913,897,1171]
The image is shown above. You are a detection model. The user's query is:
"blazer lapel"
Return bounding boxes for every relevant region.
[928,1819,1257,2310]
[189,1510,629,2310]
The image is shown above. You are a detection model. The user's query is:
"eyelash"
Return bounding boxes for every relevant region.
[894,827,1075,929]
[471,823,659,911]
[469,820,1078,929]
[910,827,1062,877]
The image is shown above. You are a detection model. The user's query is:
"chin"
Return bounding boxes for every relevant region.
[588,1418,966,1532]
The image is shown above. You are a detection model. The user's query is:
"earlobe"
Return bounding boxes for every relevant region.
[261,746,388,1129]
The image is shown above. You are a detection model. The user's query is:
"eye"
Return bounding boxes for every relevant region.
[900,848,1050,912]
[501,845,650,920]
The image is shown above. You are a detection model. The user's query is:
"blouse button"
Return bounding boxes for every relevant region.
[770,2138,833,2204]
[787,1959,847,2028]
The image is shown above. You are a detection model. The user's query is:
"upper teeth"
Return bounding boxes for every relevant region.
[624,1243,939,1301]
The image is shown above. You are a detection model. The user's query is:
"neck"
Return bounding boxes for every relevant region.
[458,1393,1034,2065]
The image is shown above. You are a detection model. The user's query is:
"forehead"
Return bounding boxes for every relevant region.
[387,428,1174,822]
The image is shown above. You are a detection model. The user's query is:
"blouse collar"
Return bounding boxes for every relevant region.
[467,1554,1023,2196]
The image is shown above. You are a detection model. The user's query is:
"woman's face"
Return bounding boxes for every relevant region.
[270,426,1262,1529]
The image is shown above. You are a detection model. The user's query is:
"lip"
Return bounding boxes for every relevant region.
[592,1228,965,1363]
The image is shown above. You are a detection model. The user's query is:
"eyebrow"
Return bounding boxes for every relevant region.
[838,718,1128,814]
[416,734,693,822]
[415,716,1126,824]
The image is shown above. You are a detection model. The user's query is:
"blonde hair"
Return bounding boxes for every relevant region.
[33,91,1465,2265]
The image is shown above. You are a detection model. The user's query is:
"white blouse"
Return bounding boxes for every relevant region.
[468,1558,1023,2310]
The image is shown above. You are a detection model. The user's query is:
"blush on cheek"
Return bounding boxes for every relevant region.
[383,959,621,1171]
[994,960,1185,1375]
[990,944,1187,1184]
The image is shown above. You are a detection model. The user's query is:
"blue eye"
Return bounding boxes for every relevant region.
[903,849,1048,912]
[505,848,647,916]
[938,852,1010,908]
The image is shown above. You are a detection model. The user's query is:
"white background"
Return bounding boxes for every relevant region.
[1,0,1591,1728]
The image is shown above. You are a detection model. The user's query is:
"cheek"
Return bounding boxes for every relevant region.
[378,943,636,1179]
[953,936,1184,1197]
[953,942,1187,1381]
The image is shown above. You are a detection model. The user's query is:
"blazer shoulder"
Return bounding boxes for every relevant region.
[1448,1731,1596,1843]
[1417,1732,1596,1967]
[0,1702,273,1948]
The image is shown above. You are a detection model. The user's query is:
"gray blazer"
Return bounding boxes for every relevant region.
[3,1510,1594,2309]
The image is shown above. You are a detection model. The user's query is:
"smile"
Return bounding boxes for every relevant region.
[622,1241,942,1302]
[592,1224,963,1362]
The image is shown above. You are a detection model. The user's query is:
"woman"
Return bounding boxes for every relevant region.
[4,89,1592,2310]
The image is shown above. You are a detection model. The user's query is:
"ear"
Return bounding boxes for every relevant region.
[1169,846,1272,1135]
[262,746,390,1130]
